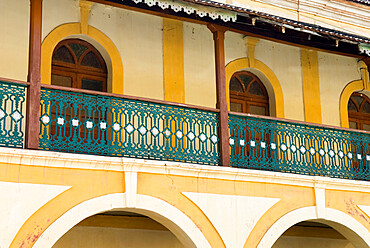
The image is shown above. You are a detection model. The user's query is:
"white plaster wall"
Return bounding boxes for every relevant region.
[89,5,164,100]
[318,52,361,127]
[52,226,184,248]
[273,236,355,248]
[255,39,304,121]
[0,0,29,81]
[0,182,70,248]
[225,31,246,64]
[43,0,80,39]
[183,22,216,108]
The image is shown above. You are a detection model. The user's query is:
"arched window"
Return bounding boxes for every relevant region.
[348,93,370,131]
[51,39,107,92]
[229,71,269,116]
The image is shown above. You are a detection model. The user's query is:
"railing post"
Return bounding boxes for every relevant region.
[26,0,43,149]
[208,24,230,167]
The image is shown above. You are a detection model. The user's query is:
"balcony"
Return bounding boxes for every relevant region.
[0,79,369,181]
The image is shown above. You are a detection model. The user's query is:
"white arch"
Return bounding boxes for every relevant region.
[33,193,211,248]
[258,206,370,248]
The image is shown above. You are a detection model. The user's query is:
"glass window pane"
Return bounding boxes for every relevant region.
[348,99,357,111]
[349,121,357,129]
[363,123,370,131]
[51,74,72,87]
[248,81,265,96]
[81,52,102,68]
[352,95,363,107]
[82,79,103,92]
[68,43,88,60]
[238,74,253,89]
[230,102,243,113]
[249,105,267,116]
[361,101,370,113]
[230,77,243,92]
[53,46,74,63]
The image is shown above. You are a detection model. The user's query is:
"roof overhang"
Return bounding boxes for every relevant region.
[93,0,370,58]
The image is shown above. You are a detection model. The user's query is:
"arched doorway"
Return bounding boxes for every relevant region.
[258,207,370,248]
[229,71,269,116]
[272,221,355,248]
[348,92,370,131]
[48,39,109,142]
[51,39,107,92]
[229,71,271,162]
[52,211,185,248]
[32,193,211,248]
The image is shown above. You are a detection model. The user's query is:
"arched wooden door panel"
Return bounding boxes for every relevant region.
[348,92,370,178]
[51,39,107,91]
[229,71,271,165]
[49,39,108,143]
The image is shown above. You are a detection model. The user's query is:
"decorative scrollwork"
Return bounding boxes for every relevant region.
[229,114,369,181]
[0,81,26,148]
[39,88,220,165]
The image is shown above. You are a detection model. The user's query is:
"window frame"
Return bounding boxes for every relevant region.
[229,71,269,116]
[348,92,370,131]
[51,39,107,92]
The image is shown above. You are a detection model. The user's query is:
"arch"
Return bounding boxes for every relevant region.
[225,58,285,118]
[339,80,364,128]
[51,38,108,91]
[257,206,370,248]
[229,71,269,115]
[33,193,211,248]
[41,23,123,94]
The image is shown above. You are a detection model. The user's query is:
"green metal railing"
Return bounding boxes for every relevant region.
[229,113,370,181]
[11,84,365,181]
[0,80,26,148]
[39,88,220,165]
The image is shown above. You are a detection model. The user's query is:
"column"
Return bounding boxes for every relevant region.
[26,0,43,149]
[208,24,230,167]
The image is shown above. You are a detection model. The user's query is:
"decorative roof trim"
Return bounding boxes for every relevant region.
[183,0,370,44]
[119,0,237,21]
[360,43,370,56]
[345,0,370,6]
[108,0,370,48]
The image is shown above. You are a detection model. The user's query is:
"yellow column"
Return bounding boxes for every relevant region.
[163,18,185,103]
[79,0,94,35]
[359,60,369,91]
[301,48,322,124]
[244,36,259,68]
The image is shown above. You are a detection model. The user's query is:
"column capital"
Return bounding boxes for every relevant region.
[207,24,227,35]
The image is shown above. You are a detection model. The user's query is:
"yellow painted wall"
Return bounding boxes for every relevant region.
[43,1,164,99]
[0,0,29,81]
[183,22,216,108]
[225,31,247,64]
[318,52,361,126]
[255,39,304,121]
[1,148,370,248]
[301,49,322,124]
[88,5,164,100]
[53,226,184,248]
[163,19,185,103]
[42,0,79,39]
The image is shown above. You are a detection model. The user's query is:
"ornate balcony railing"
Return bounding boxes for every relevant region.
[0,79,369,181]
[39,86,220,165]
[229,113,370,181]
[0,80,27,148]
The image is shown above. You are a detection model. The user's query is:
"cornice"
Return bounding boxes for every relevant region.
[1,147,369,193]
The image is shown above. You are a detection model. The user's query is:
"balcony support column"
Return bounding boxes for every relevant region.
[208,24,230,167]
[26,0,43,149]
